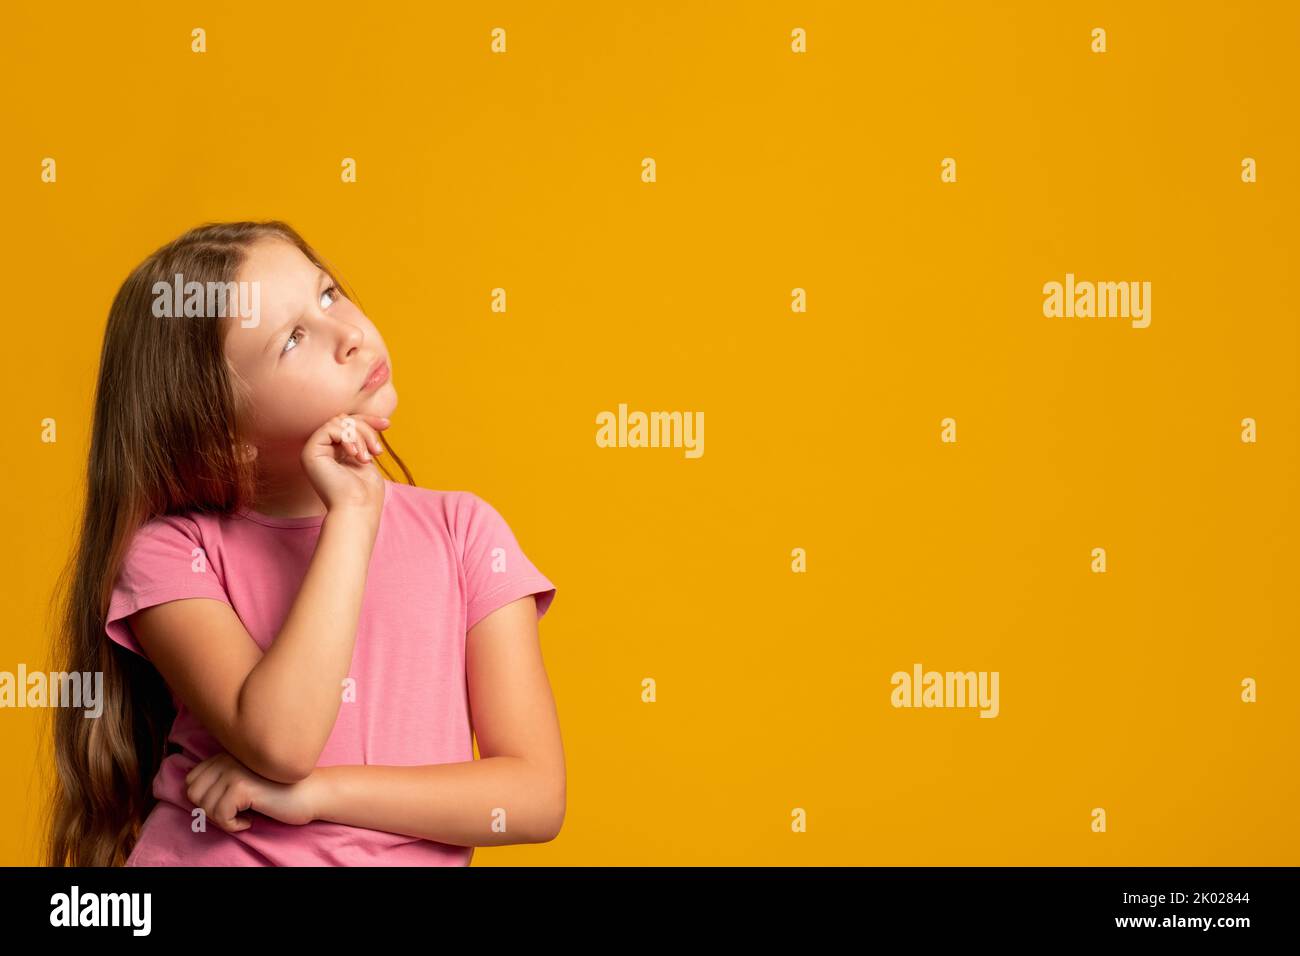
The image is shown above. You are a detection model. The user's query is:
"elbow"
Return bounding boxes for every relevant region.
[267,756,315,785]
[532,811,563,844]
[530,811,564,845]
[243,736,316,785]
[531,779,566,843]
[264,744,316,784]
[235,685,318,783]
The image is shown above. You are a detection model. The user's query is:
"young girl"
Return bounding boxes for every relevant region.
[45,220,562,866]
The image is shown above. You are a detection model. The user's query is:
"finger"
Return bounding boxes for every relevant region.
[349,423,371,462]
[203,780,239,832]
[185,761,222,800]
[189,772,227,818]
[216,785,254,833]
[353,420,383,457]
[349,413,391,430]
[313,420,347,456]
[320,418,365,463]
[338,416,383,460]
[338,416,375,462]
[307,414,384,465]
[324,412,383,442]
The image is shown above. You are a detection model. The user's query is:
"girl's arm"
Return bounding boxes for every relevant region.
[132,418,387,784]
[307,756,561,846]
[306,594,566,845]
[131,505,381,783]
[235,504,381,779]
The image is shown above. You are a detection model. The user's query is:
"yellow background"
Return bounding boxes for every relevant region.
[2,1,1296,865]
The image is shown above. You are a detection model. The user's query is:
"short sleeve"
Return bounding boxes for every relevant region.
[457,492,557,633]
[105,515,232,660]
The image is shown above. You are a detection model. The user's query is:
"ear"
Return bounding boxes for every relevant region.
[234,442,258,463]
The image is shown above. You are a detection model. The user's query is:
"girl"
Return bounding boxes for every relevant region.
[44,221,563,866]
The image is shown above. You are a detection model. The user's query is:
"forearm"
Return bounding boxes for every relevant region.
[237,507,379,778]
[307,758,564,847]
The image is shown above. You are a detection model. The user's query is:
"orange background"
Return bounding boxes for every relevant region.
[2,1,1296,865]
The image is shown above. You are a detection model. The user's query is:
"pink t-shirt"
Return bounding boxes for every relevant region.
[104,479,556,866]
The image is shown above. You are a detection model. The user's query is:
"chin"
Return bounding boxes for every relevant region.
[370,384,398,418]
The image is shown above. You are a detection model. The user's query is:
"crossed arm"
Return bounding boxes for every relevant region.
[141,589,564,847]
[131,504,565,848]
[304,593,566,846]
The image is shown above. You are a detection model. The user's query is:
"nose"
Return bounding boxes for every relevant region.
[337,322,364,362]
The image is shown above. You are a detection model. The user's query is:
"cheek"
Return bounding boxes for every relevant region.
[350,311,386,348]
[259,361,357,432]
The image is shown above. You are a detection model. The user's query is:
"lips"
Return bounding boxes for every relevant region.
[361,359,390,391]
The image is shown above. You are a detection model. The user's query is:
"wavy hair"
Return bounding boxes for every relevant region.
[42,221,414,866]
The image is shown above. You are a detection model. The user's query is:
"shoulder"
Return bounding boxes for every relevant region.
[383,480,474,523]
[106,511,231,658]
[114,509,236,590]
[381,481,481,541]
[122,511,207,555]
[382,482,517,554]
[109,510,227,605]
[384,481,491,519]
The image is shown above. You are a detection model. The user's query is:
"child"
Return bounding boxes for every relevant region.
[45,221,562,866]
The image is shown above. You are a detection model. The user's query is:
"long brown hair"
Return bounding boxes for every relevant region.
[42,220,414,866]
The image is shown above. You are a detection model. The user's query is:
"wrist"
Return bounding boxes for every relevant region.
[323,504,381,539]
[303,767,334,822]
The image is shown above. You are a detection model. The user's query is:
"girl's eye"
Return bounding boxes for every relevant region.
[282,286,339,354]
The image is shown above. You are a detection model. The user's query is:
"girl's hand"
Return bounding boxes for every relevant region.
[184,752,318,832]
[300,412,390,518]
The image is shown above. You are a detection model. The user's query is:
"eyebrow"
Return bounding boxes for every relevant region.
[261,269,331,355]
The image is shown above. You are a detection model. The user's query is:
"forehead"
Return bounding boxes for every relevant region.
[222,237,324,353]
[237,236,321,288]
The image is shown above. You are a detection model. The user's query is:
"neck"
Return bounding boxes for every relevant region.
[249,458,328,519]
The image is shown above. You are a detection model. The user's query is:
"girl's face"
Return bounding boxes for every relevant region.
[222,237,396,455]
